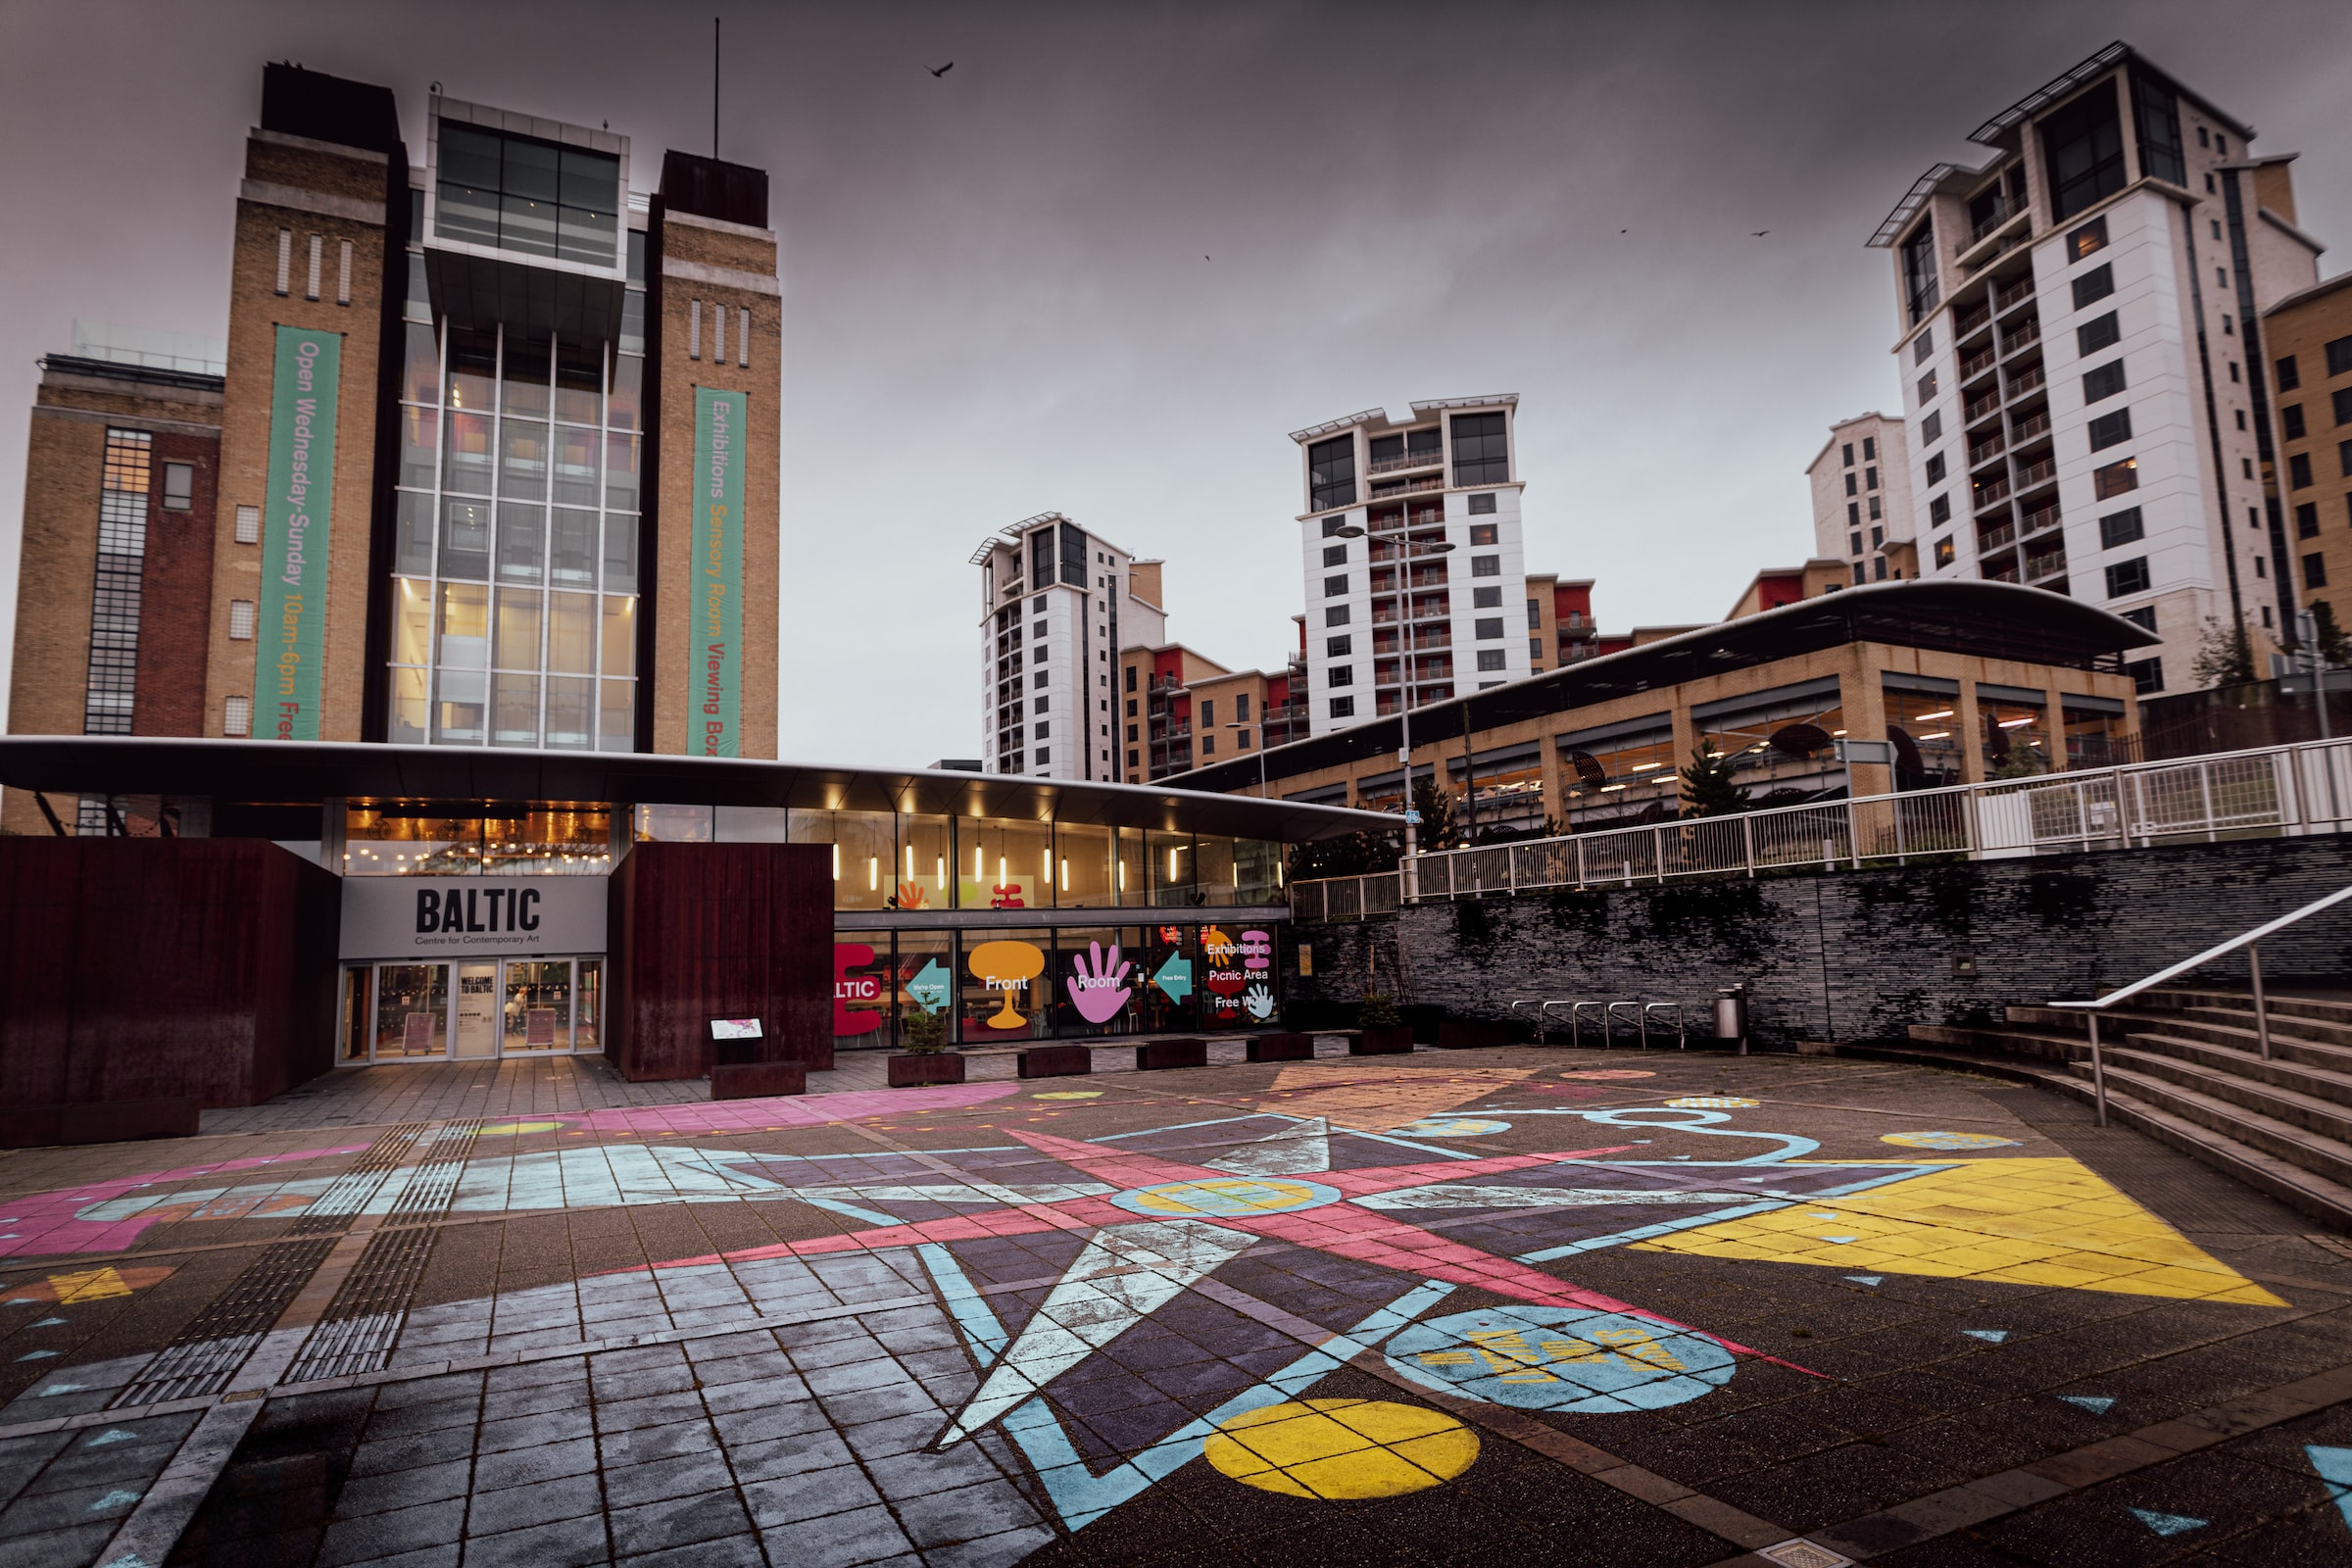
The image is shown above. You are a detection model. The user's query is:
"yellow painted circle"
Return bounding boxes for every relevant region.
[1033,1091,1102,1100]
[1664,1097,1759,1109]
[476,1121,564,1136]
[1881,1130,2020,1151]
[1204,1398,1478,1498]
[1124,1178,1326,1217]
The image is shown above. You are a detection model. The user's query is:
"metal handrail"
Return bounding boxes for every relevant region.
[2047,882,2352,1125]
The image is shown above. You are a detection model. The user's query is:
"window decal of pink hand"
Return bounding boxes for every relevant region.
[1065,942,1134,1024]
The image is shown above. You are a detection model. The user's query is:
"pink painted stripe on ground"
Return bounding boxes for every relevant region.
[546,1082,1026,1136]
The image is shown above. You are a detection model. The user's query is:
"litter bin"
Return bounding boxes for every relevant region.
[1713,985,1748,1055]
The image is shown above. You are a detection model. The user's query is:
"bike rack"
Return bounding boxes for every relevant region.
[1642,1002,1687,1049]
[1605,1000,1645,1049]
[1570,1001,1609,1049]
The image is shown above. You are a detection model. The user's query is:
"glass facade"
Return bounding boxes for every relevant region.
[344,955,602,1062]
[390,201,644,751]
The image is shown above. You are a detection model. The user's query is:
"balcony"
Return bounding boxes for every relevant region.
[1994,275,2035,313]
[2024,551,2068,583]
[1368,568,1398,593]
[1369,541,1402,563]
[2000,318,2041,356]
[1970,199,2020,244]
[2019,502,2061,536]
[1982,561,2020,583]
[1370,631,1401,655]
[1974,477,2011,511]
[2011,411,2051,443]
[1960,348,1997,379]
[1367,449,1443,476]
[2006,365,2045,398]
[2015,457,2057,491]
[1406,505,1445,528]
[1977,522,2016,552]
[1408,566,1447,590]
[1412,629,1451,651]
[1369,473,1444,498]
[1406,539,1451,559]
[1969,433,2006,466]
[1965,390,2002,422]
[1953,303,1991,337]
[1371,606,1400,625]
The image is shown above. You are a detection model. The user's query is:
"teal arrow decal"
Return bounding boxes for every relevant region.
[907,959,951,1015]
[2311,1446,2352,1530]
[1152,954,1193,1004]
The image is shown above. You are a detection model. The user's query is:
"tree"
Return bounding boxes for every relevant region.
[2189,615,2258,688]
[1680,740,1751,818]
[1286,829,1400,882]
[2310,602,2352,669]
[1411,777,1461,851]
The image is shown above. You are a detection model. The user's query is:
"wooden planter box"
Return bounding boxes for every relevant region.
[888,1053,966,1088]
[1348,1027,1415,1056]
[1018,1045,1093,1079]
[710,1062,807,1100]
[1247,1033,1315,1063]
[1437,1021,1511,1050]
[1136,1038,1207,1072]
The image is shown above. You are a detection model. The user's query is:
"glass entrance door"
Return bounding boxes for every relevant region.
[453,962,500,1058]
[376,964,450,1057]
[503,959,572,1052]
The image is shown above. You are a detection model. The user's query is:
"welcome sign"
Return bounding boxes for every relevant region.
[692,386,747,756]
[257,325,341,739]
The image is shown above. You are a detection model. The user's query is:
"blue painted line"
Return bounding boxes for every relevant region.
[913,1243,1008,1367]
[2129,1507,2206,1537]
[1844,1275,1884,1287]
[2056,1395,2114,1413]
[1091,1115,1289,1141]
[1514,1200,1794,1262]
[2306,1445,2352,1531]
[795,1195,901,1227]
[1962,1330,2008,1344]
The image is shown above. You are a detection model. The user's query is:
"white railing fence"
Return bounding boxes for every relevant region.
[1292,734,2352,920]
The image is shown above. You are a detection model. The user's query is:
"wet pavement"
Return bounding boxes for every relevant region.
[0,1046,2345,1566]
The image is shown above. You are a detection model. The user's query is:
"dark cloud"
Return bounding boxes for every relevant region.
[3,1,2348,760]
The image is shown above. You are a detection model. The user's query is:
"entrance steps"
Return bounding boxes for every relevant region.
[1843,988,2352,1232]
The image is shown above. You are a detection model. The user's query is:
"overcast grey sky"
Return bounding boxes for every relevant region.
[4,0,2349,764]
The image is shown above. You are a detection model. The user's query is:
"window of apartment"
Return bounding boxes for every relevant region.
[1476,649,1506,672]
[2284,405,2308,439]
[1849,531,1862,556]
[2105,557,2152,597]
[2043,78,2126,220]
[1473,585,1502,609]
[1475,617,1504,640]
[1914,328,1936,365]
[1450,413,1510,487]
[2307,554,2329,590]
[1325,605,1349,627]
[1865,465,1879,490]
[2099,507,2145,549]
[1849,562,1866,585]
[1236,692,1250,720]
[1324,573,1348,597]
[1326,634,1352,657]
[1471,555,1499,577]
[2068,215,2110,261]
[1199,699,1214,727]
[2072,264,2116,311]
[2326,336,2352,377]
[2278,355,2303,391]
[1468,522,1498,546]
[1125,665,1136,692]
[1871,525,1885,548]
[1919,411,1942,445]
[1307,434,1356,512]
[2131,72,2187,186]
[2256,555,2269,579]
[1526,598,1540,627]
[1327,666,1352,687]
[2083,361,2127,404]
[1917,369,1937,404]
[2079,312,2122,355]
[2087,409,2133,451]
[2298,503,2321,539]
[1901,221,1939,324]
[1034,721,1051,739]
[2093,458,2139,499]
[1321,515,1348,538]
[228,600,256,640]
[1034,619,1049,638]
[1530,638,1544,662]
[1125,723,1137,742]
[1329,696,1355,719]
[2230,361,2241,383]
[1873,557,1888,581]
[1924,453,1946,484]
[1466,492,1497,515]
[2122,606,2157,633]
[1322,543,1348,567]
[1869,496,1883,520]
[1935,535,1955,567]
[1841,442,1854,466]
[2126,657,2164,695]
[2290,453,2315,488]
[2331,388,2352,426]
[2340,439,2352,477]
[1844,472,1857,497]
[436,122,621,266]
[161,463,194,511]
[1929,494,1950,525]
[1034,749,1050,765]
[1847,503,1860,527]
[1864,436,1878,461]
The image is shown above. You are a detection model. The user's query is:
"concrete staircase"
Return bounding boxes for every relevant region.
[1848,988,2352,1231]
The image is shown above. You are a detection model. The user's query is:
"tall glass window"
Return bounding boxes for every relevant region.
[388,216,641,752]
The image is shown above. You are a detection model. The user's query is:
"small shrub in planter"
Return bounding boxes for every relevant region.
[888,1010,965,1088]
[1350,993,1414,1054]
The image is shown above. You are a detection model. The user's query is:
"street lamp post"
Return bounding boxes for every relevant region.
[1333,522,1453,904]
[1224,721,1268,798]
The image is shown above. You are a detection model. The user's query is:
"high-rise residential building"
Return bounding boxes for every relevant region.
[2260,274,2352,632]
[1524,575,1599,672]
[973,514,1159,780]
[1872,41,2323,695]
[1807,414,1917,584]
[1290,397,1530,736]
[4,62,782,837]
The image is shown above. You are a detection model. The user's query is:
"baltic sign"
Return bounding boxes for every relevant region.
[692,386,747,756]
[258,325,342,739]
[339,876,608,959]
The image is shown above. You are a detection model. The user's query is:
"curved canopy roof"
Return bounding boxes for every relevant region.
[1178,578,2157,795]
[0,736,1392,842]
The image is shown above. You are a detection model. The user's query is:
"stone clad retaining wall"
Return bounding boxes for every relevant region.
[1283,837,2352,1050]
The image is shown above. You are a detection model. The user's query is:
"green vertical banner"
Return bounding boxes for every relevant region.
[257,325,342,739]
[692,386,747,756]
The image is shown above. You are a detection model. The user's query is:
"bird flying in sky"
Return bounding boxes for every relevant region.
[928,62,954,77]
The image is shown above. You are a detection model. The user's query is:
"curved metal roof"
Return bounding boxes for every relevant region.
[1176,578,2157,795]
[0,736,1392,842]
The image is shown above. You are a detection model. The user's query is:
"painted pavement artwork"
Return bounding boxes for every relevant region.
[0,1054,2346,1567]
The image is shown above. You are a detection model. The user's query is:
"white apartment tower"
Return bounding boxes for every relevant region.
[1291,397,1530,737]
[1807,414,1916,582]
[1874,41,2322,693]
[972,514,1163,779]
